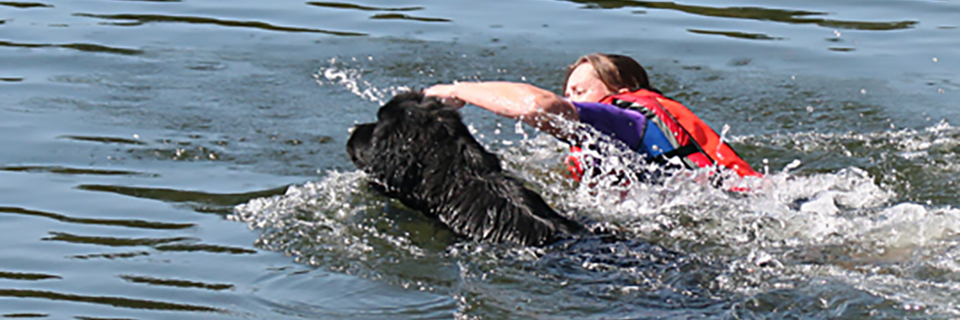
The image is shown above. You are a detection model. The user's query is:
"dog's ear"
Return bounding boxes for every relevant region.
[377,91,438,126]
[418,95,447,111]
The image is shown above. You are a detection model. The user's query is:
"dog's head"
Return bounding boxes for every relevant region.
[346,91,501,190]
[345,91,585,246]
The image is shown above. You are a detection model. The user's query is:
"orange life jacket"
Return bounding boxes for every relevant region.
[566,89,761,181]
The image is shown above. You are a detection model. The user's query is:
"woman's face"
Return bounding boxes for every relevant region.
[564,63,615,102]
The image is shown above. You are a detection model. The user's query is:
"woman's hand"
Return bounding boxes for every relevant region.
[424,84,466,109]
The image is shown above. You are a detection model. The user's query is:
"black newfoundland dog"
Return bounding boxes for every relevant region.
[346,91,584,246]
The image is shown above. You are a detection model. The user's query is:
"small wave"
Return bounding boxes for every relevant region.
[0,1,52,9]
[0,271,61,281]
[0,40,142,55]
[688,28,784,41]
[564,0,917,31]
[73,13,367,37]
[736,120,959,204]
[0,206,193,230]
[231,171,451,283]
[76,184,288,214]
[119,275,235,291]
[369,13,451,23]
[736,119,958,156]
[306,1,424,12]
[0,289,220,312]
[0,165,158,177]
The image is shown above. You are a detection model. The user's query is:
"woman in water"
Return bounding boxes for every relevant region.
[424,53,759,181]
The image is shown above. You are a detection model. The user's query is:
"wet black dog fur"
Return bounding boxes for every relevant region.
[346,91,584,246]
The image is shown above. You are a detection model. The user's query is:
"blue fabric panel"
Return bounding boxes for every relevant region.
[639,119,674,157]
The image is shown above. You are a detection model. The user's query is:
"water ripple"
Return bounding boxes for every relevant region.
[42,232,196,247]
[0,206,194,230]
[119,275,235,291]
[305,1,423,11]
[0,289,220,312]
[0,313,47,318]
[369,13,451,23]
[42,232,256,255]
[0,165,158,177]
[58,135,146,145]
[0,1,51,9]
[75,184,289,214]
[566,0,918,31]
[0,40,142,55]
[73,13,367,36]
[153,243,256,255]
[71,251,151,260]
[0,271,61,281]
[688,28,784,41]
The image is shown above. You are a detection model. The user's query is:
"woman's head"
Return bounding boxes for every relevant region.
[563,53,651,102]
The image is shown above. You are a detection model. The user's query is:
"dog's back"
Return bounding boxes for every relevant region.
[441,173,584,245]
[347,92,583,246]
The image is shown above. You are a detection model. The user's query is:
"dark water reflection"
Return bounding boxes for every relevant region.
[305,1,424,12]
[0,271,60,281]
[0,2,52,9]
[565,0,918,31]
[369,13,451,23]
[76,184,288,214]
[0,289,221,312]
[0,165,155,176]
[0,206,191,229]
[0,40,142,55]
[74,13,368,36]
[687,28,783,41]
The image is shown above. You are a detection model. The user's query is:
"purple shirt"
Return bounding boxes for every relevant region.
[572,101,647,151]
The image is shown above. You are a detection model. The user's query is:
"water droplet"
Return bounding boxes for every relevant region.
[783,159,802,173]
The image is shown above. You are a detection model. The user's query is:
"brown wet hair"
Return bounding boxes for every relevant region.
[563,53,653,95]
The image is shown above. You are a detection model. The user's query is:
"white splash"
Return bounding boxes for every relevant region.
[231,171,428,264]
[314,58,411,104]
[496,121,960,255]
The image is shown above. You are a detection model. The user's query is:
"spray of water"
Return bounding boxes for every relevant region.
[314,57,411,104]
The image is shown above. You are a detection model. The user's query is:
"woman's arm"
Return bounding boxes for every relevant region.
[424,82,579,137]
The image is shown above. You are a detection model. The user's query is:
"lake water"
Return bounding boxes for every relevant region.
[2,0,959,319]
